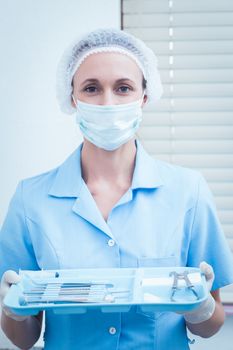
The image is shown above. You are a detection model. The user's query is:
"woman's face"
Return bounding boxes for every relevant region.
[72,52,147,106]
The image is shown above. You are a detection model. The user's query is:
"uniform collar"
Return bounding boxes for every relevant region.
[48,140,164,198]
[131,140,164,190]
[48,144,83,198]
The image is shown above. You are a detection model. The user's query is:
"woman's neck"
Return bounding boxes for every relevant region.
[81,139,137,188]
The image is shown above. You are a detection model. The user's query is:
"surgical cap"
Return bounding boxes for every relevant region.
[56,28,163,114]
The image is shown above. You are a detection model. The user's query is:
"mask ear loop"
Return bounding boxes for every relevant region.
[72,94,77,108]
[141,91,147,106]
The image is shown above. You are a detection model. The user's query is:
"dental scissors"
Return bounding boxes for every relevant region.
[169,271,199,302]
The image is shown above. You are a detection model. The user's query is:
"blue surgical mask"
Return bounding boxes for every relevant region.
[73,98,143,151]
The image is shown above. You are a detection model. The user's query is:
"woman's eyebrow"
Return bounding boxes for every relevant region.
[114,78,137,87]
[80,79,99,86]
[115,78,135,83]
[80,78,136,87]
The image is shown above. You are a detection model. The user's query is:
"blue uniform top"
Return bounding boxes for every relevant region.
[0,140,233,350]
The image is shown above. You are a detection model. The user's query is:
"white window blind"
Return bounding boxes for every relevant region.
[123,0,233,252]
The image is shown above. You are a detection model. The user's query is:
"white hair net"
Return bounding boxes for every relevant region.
[56,28,163,114]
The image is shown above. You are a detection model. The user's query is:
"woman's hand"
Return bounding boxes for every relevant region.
[0,270,28,321]
[182,261,216,324]
[1,270,43,348]
[199,261,215,291]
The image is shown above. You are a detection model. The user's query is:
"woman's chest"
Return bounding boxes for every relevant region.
[89,185,130,221]
[27,192,192,270]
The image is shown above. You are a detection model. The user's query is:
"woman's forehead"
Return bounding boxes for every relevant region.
[73,52,143,83]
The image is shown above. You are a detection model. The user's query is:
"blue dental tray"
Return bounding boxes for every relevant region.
[3,267,208,316]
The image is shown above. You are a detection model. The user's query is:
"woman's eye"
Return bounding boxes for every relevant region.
[117,86,131,93]
[84,86,98,93]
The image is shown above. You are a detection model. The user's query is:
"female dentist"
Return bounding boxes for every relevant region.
[0,28,233,350]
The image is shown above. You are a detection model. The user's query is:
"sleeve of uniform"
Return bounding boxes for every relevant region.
[0,181,39,279]
[187,174,233,291]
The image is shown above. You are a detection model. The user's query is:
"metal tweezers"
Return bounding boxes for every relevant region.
[169,271,199,302]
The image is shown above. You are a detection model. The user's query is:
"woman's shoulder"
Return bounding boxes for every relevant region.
[19,147,81,198]
[155,157,204,187]
[153,159,210,210]
[19,166,59,201]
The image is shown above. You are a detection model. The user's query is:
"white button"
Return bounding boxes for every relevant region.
[108,239,115,247]
[109,326,117,335]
